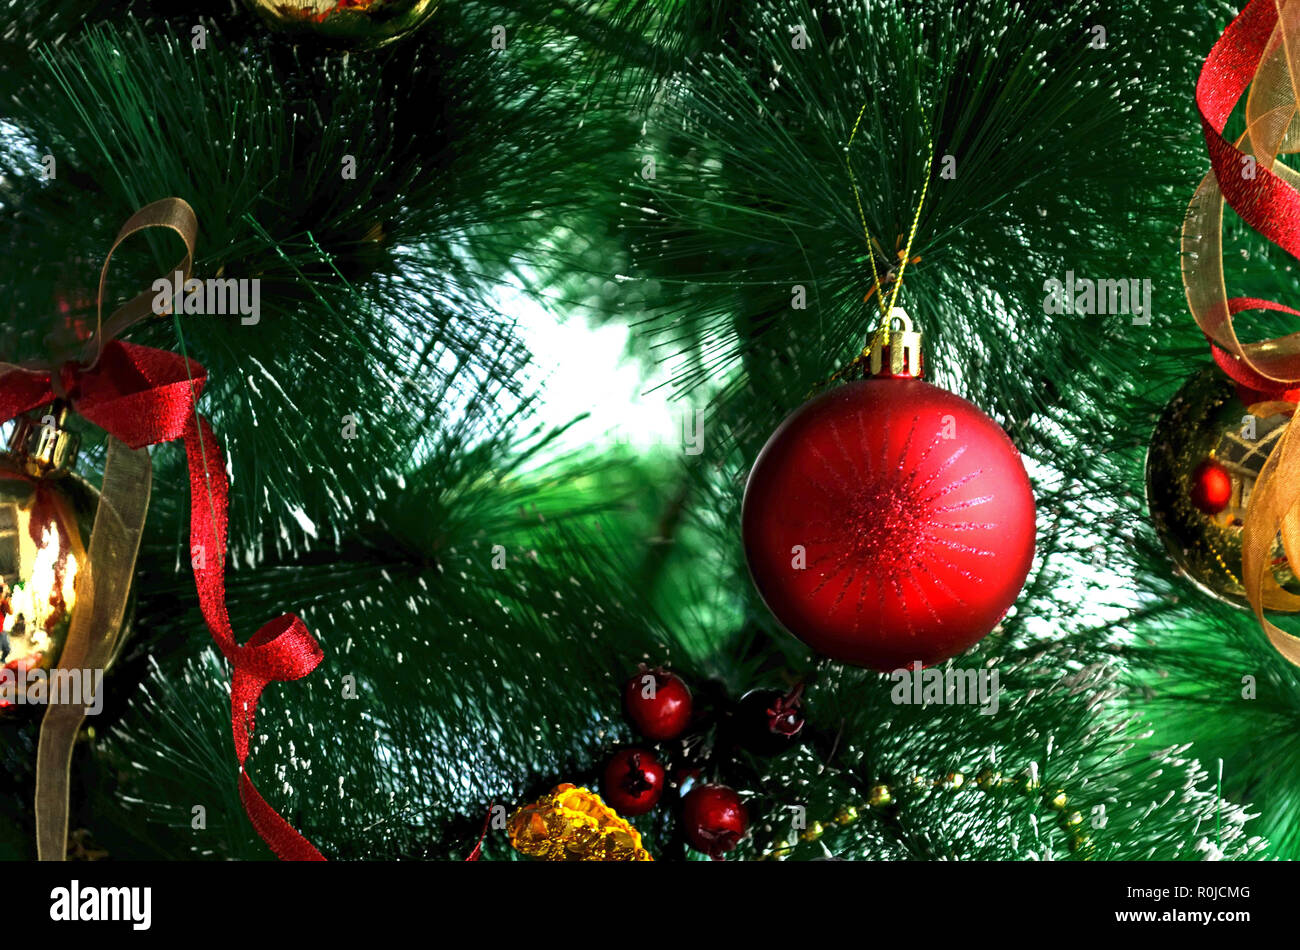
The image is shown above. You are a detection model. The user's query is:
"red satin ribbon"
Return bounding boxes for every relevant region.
[0,340,325,860]
[1214,299,1300,400]
[465,801,495,861]
[1199,1,1300,253]
[1198,0,1300,391]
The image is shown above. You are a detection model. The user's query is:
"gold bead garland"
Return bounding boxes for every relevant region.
[757,768,1095,859]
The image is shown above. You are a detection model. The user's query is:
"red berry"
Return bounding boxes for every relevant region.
[602,748,665,816]
[682,783,748,858]
[623,667,692,740]
[735,686,805,756]
[1189,457,1233,515]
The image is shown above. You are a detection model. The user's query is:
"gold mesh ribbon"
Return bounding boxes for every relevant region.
[507,784,652,861]
[34,439,151,859]
[29,198,196,859]
[1244,401,1300,662]
[1183,13,1300,384]
[1183,0,1300,656]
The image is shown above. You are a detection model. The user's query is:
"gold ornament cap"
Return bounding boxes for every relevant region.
[7,403,79,479]
[869,308,923,378]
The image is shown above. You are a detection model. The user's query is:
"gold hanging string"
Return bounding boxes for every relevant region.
[845,103,888,318]
[845,105,934,335]
[885,140,934,319]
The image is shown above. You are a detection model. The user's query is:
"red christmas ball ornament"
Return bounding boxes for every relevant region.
[1188,457,1233,514]
[682,783,748,859]
[602,748,665,816]
[623,665,692,740]
[742,311,1036,671]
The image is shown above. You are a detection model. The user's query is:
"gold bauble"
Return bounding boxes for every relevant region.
[1145,366,1300,608]
[242,0,441,49]
[0,409,130,714]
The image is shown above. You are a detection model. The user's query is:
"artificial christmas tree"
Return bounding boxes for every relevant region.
[0,0,1294,884]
